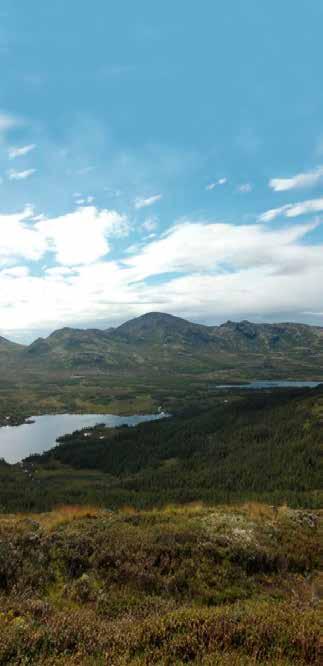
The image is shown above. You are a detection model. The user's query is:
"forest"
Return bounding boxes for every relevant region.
[0,386,322,513]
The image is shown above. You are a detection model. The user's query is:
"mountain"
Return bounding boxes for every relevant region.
[25,327,126,370]
[2,312,323,379]
[115,311,212,345]
[115,312,323,353]
[0,336,24,368]
[215,319,323,352]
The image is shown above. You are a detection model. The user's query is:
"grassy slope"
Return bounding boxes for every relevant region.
[0,503,320,664]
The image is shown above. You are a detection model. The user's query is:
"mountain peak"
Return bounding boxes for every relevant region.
[115,311,210,343]
[116,311,188,332]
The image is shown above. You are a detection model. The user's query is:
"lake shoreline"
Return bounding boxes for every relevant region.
[0,412,169,465]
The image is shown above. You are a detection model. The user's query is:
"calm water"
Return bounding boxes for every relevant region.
[0,413,167,464]
[214,380,322,389]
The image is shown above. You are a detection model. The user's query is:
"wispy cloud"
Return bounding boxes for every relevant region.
[0,111,19,132]
[269,166,323,192]
[74,195,95,206]
[237,183,253,193]
[142,216,158,232]
[76,166,95,175]
[134,194,162,209]
[7,168,36,181]
[206,178,227,191]
[259,197,323,222]
[8,144,36,159]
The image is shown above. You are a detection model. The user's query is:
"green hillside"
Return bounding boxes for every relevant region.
[0,385,321,513]
[2,313,323,379]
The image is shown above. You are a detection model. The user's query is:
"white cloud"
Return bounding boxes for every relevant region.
[36,206,128,265]
[0,205,128,268]
[259,197,323,222]
[7,168,36,181]
[259,205,293,222]
[269,166,323,192]
[1,266,30,278]
[0,206,47,265]
[8,144,36,159]
[134,194,162,209]
[125,220,319,279]
[0,208,322,331]
[206,178,227,191]
[237,183,253,193]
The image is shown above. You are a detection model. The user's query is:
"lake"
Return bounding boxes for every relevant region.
[0,413,167,464]
[214,380,322,389]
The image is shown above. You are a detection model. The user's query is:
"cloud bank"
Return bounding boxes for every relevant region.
[0,205,322,333]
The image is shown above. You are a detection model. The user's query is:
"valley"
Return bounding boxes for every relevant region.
[0,313,322,665]
[1,312,323,429]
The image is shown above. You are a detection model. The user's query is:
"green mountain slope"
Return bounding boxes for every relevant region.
[13,312,323,379]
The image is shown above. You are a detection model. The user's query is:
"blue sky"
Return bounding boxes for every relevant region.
[0,1,323,342]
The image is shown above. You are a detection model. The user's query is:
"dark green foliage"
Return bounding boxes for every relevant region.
[0,386,321,513]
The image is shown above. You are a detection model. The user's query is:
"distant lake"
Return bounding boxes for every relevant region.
[0,413,167,464]
[214,380,322,389]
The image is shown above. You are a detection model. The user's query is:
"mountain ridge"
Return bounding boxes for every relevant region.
[4,311,323,345]
[2,312,323,378]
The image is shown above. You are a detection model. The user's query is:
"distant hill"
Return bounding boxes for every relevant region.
[115,311,212,345]
[0,336,24,363]
[2,312,323,379]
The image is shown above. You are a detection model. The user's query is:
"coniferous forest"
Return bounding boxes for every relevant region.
[0,386,321,513]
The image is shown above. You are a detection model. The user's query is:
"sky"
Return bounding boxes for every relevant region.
[0,1,323,343]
